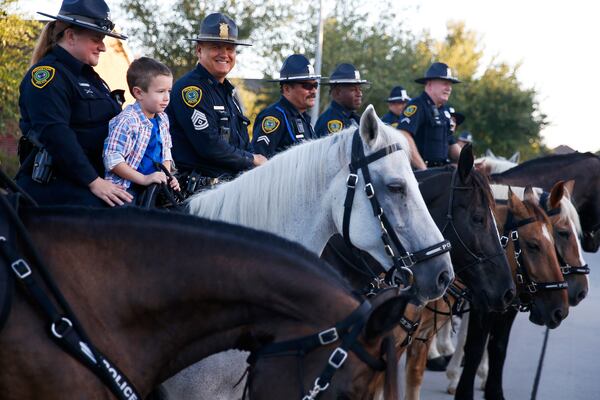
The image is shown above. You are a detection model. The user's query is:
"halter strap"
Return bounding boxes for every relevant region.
[342,130,451,288]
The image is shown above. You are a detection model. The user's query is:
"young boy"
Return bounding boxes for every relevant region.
[104,57,179,198]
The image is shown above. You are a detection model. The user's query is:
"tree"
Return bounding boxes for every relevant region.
[0,0,42,135]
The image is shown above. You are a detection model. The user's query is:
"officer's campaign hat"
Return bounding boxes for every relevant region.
[185,13,251,46]
[324,63,369,85]
[386,86,411,103]
[415,62,461,84]
[38,0,126,40]
[449,106,465,126]
[458,131,473,143]
[268,54,321,82]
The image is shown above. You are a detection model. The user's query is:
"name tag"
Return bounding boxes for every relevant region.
[296,118,305,134]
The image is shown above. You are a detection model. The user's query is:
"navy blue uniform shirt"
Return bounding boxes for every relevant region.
[381,111,402,129]
[167,63,253,177]
[397,91,456,164]
[314,100,360,137]
[19,45,120,185]
[251,96,315,158]
[17,46,121,206]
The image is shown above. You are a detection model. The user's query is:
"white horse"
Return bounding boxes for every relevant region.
[446,183,585,395]
[163,105,454,399]
[474,150,519,175]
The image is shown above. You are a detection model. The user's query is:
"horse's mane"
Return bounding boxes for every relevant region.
[490,185,581,235]
[494,152,599,176]
[186,123,409,232]
[22,205,353,291]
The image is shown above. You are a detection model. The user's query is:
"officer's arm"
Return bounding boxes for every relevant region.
[172,90,254,171]
[398,130,427,170]
[251,112,284,158]
[448,143,461,162]
[22,69,98,186]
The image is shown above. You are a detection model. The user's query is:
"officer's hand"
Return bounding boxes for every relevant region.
[169,177,181,192]
[143,171,168,186]
[89,178,133,207]
[253,154,268,166]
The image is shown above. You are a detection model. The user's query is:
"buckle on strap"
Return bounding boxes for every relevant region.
[51,317,73,339]
[500,236,509,248]
[11,259,32,279]
[318,327,339,345]
[328,347,349,369]
[365,183,375,198]
[346,173,358,188]
[399,254,415,268]
[510,231,519,241]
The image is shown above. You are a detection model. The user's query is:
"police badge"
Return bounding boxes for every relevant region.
[31,66,56,89]
[327,120,343,134]
[182,86,202,108]
[262,116,280,134]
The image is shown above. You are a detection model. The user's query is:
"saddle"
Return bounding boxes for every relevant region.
[0,193,19,331]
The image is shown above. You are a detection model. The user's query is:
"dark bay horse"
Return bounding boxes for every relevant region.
[0,205,405,399]
[491,152,600,252]
[453,186,569,400]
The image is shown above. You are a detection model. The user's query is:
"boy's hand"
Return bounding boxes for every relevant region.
[169,177,181,191]
[143,171,168,186]
[89,178,133,207]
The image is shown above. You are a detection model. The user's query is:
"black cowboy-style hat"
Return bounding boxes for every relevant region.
[386,86,411,103]
[185,13,251,46]
[324,63,369,85]
[38,0,126,40]
[449,106,465,126]
[415,62,461,84]
[268,54,322,82]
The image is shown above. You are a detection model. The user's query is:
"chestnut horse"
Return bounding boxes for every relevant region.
[0,203,405,399]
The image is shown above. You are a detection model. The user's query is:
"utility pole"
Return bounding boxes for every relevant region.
[310,0,324,125]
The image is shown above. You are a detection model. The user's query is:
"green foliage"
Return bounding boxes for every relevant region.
[0,0,42,136]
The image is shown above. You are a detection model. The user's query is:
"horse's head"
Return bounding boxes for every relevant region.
[248,288,410,400]
[504,186,569,328]
[543,180,589,306]
[331,105,453,302]
[427,145,515,312]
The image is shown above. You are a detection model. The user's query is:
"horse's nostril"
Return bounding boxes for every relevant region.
[577,290,587,301]
[437,270,451,290]
[553,308,564,322]
[503,288,515,306]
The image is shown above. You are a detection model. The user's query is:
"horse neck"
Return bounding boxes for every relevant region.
[187,136,349,254]
[26,213,359,390]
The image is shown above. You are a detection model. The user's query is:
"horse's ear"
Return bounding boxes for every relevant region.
[563,179,576,199]
[523,185,538,205]
[485,149,495,158]
[359,104,380,146]
[364,289,409,340]
[507,186,525,214]
[549,180,566,209]
[509,151,520,164]
[458,143,474,183]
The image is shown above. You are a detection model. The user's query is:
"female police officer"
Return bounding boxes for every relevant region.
[16,0,133,207]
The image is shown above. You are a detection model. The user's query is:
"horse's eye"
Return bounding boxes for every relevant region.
[557,230,570,239]
[387,184,406,195]
[471,214,484,225]
[526,241,540,251]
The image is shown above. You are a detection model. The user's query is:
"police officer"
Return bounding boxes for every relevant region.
[448,106,465,134]
[381,86,411,128]
[16,0,133,207]
[314,63,368,137]
[251,54,320,157]
[398,62,462,170]
[167,13,266,187]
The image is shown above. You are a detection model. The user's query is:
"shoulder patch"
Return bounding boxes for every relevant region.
[262,116,280,134]
[327,119,343,133]
[31,66,56,89]
[182,86,202,108]
[404,105,417,117]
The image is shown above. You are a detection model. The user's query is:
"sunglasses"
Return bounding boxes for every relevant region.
[297,82,319,90]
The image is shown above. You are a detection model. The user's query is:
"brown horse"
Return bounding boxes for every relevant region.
[403,183,571,400]
[0,205,406,399]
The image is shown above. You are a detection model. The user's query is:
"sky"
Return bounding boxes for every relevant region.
[15,0,600,152]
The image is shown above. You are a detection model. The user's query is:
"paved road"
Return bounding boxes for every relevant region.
[417,250,600,399]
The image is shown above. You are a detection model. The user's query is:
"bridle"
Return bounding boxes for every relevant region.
[500,208,568,311]
[247,300,387,400]
[538,191,590,276]
[342,129,451,290]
